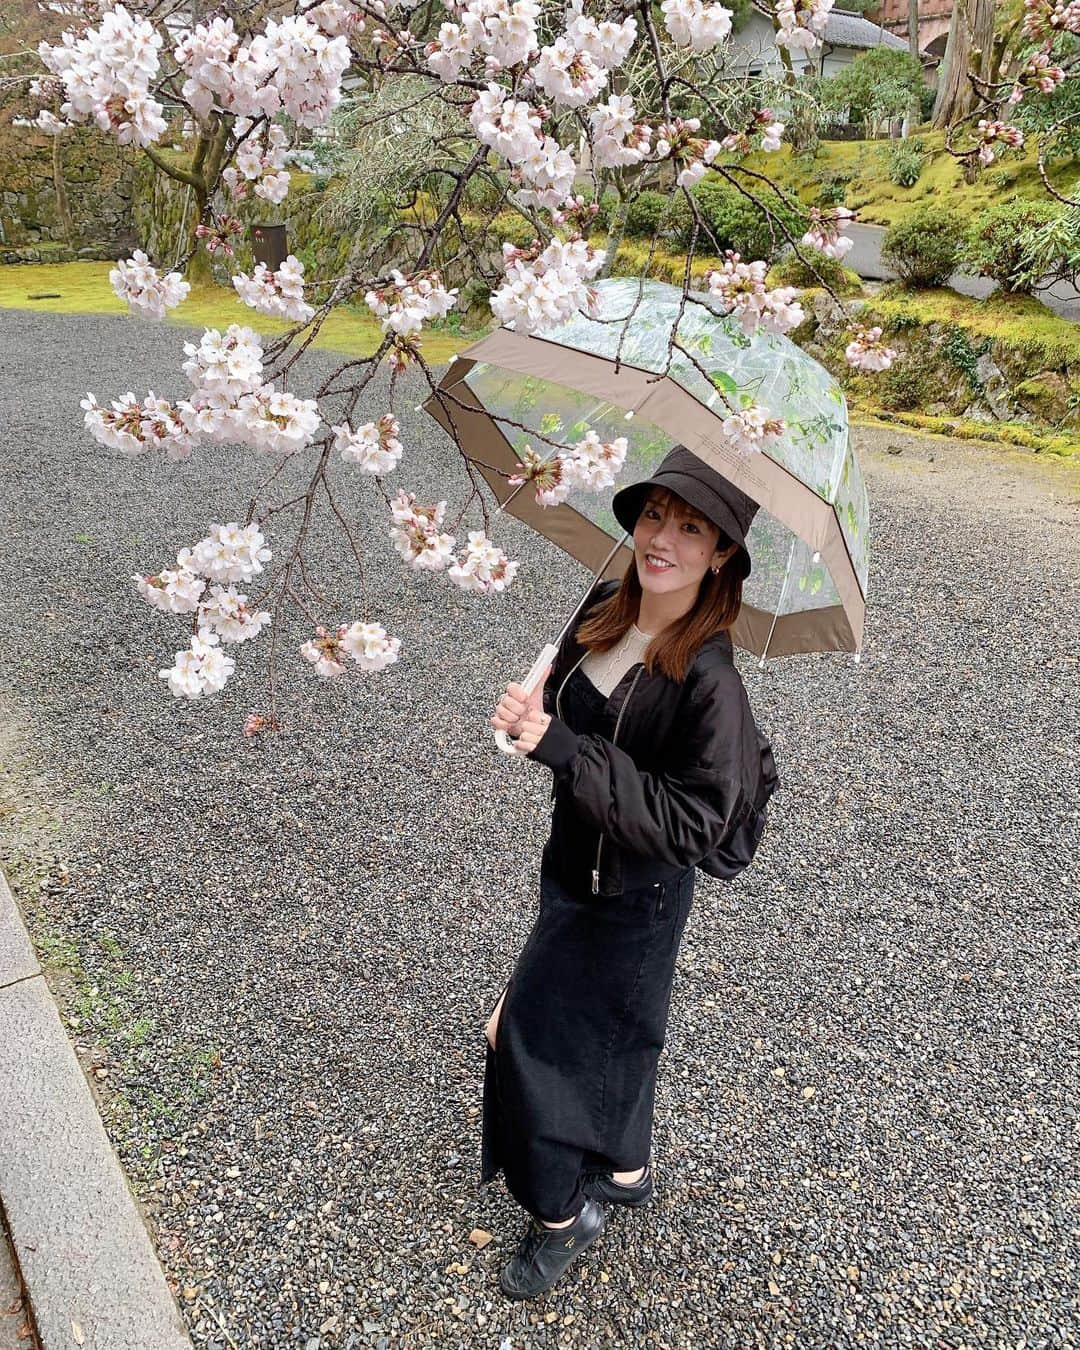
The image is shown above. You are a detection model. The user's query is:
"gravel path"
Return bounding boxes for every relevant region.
[0,309,1077,1350]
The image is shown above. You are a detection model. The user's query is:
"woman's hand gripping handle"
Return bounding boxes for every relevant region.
[490,644,558,756]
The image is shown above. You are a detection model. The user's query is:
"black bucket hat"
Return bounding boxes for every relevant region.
[611,446,760,579]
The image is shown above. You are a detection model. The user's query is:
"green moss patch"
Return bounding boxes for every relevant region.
[0,261,481,363]
[852,405,1078,457]
[872,287,1080,369]
[738,133,1079,228]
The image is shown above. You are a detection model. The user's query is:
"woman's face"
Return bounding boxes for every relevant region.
[633,488,733,596]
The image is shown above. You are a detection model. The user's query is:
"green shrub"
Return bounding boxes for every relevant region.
[959,200,1060,293]
[881,205,962,287]
[886,137,924,188]
[626,190,674,237]
[463,174,508,211]
[670,178,804,261]
[938,322,989,389]
[812,168,852,206]
[592,190,622,232]
[876,358,935,411]
[768,247,862,294]
[491,211,536,248]
[820,48,925,133]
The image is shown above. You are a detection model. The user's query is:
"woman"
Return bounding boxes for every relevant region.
[486,446,777,1300]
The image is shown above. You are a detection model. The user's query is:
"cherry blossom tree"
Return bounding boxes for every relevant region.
[12,0,1077,724]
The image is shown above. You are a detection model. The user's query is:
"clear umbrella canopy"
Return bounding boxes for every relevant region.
[424,277,870,658]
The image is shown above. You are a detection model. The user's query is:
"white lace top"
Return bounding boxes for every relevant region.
[579,624,655,697]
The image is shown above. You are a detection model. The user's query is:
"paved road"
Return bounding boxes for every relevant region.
[845,222,1080,323]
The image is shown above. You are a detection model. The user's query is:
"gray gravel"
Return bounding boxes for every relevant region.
[0,308,1078,1349]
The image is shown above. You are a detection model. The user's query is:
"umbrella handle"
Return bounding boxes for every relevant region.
[494,643,561,757]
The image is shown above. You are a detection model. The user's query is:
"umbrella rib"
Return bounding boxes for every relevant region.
[553,533,631,649]
[757,537,799,668]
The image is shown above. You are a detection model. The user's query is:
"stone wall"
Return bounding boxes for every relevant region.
[0,125,137,253]
[133,154,366,282]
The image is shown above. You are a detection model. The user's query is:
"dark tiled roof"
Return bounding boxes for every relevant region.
[824,9,909,49]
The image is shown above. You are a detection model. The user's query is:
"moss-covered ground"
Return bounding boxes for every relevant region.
[872,286,1080,369]
[739,131,1079,227]
[0,261,481,363]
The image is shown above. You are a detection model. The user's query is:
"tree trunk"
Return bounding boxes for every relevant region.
[906,0,922,129]
[932,0,994,128]
[183,185,214,287]
[141,120,225,285]
[51,135,73,244]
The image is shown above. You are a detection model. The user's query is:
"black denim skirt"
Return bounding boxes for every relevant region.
[481,863,695,1222]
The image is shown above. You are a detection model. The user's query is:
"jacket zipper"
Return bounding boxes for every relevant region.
[593,667,644,894]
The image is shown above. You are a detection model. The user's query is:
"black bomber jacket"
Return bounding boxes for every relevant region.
[528,581,778,897]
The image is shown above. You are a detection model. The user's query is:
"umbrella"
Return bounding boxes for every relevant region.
[421,278,870,744]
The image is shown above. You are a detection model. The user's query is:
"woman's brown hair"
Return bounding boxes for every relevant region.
[575,489,744,683]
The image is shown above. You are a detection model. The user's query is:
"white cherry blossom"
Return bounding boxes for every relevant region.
[802,206,855,260]
[160,628,236,699]
[508,445,572,506]
[533,36,608,107]
[388,490,457,571]
[197,585,272,643]
[491,238,604,335]
[563,430,628,491]
[182,324,265,399]
[469,84,543,163]
[232,254,315,323]
[654,118,720,189]
[513,135,577,211]
[13,109,70,134]
[339,621,402,671]
[110,250,190,320]
[334,415,403,473]
[661,0,733,51]
[704,253,805,336]
[720,405,786,455]
[300,626,348,678]
[222,120,291,203]
[426,0,540,78]
[190,523,272,584]
[134,564,206,615]
[81,391,198,460]
[845,325,897,372]
[589,95,651,169]
[565,4,637,68]
[234,386,322,454]
[249,15,351,128]
[775,0,834,50]
[39,4,166,147]
[365,270,458,336]
[309,1,369,38]
[448,532,519,592]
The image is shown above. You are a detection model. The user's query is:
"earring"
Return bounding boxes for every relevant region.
[710,563,721,574]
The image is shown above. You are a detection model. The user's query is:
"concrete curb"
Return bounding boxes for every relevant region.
[0,869,191,1350]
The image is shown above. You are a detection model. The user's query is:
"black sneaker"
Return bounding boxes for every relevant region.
[499,1199,605,1300]
[583,1164,654,1208]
